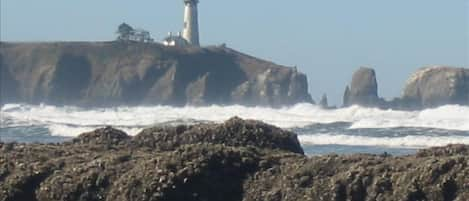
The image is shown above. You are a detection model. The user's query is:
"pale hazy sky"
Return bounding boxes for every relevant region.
[1,0,468,105]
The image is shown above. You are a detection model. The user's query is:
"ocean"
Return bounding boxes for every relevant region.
[1,103,469,156]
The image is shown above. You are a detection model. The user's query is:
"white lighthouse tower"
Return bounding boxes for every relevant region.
[182,0,200,46]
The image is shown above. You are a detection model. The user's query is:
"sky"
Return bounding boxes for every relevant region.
[1,0,468,105]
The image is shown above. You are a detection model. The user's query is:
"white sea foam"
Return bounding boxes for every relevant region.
[298,134,469,148]
[1,103,469,138]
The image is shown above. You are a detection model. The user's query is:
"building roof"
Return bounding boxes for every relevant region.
[163,35,186,42]
[184,0,199,4]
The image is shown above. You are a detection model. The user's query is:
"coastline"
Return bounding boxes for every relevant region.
[2,103,469,156]
[1,118,468,200]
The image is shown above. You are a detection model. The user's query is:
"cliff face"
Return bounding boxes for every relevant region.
[1,118,468,201]
[0,42,312,107]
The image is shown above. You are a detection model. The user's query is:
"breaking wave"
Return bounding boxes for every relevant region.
[298,134,469,148]
[1,103,469,149]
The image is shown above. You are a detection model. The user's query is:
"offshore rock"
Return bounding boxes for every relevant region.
[343,67,381,107]
[0,42,312,107]
[342,66,469,109]
[402,66,469,108]
[1,118,469,201]
[319,93,328,108]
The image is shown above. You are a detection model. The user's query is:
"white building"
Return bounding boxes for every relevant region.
[163,32,189,47]
[129,29,154,43]
[163,0,200,47]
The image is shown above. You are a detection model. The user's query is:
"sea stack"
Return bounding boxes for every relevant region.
[402,66,469,108]
[343,67,381,107]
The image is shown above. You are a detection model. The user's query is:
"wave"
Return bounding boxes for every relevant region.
[298,133,469,148]
[1,103,469,137]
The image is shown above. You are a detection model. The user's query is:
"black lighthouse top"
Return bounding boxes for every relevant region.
[184,0,199,4]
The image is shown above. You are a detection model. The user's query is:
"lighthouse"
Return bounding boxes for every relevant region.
[182,0,200,46]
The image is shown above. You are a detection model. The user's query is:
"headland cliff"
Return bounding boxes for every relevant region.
[0,42,312,107]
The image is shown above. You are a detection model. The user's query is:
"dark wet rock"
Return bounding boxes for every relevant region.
[402,66,469,108]
[73,126,131,145]
[416,144,469,157]
[244,152,469,201]
[106,144,260,201]
[1,118,468,201]
[0,42,312,107]
[133,117,304,154]
[343,67,381,107]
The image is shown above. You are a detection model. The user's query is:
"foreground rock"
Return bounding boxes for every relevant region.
[1,118,468,201]
[0,42,312,107]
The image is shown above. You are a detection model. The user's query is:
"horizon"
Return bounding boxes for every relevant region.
[1,0,468,105]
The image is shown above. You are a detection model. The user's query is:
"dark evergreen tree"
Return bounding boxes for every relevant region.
[116,23,134,41]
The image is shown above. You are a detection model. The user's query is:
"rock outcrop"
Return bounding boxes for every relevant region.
[343,67,382,107]
[319,93,328,108]
[1,118,468,201]
[402,66,469,108]
[343,66,469,109]
[0,42,312,107]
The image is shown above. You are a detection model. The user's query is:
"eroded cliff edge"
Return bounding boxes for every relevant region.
[1,118,468,201]
[0,42,312,106]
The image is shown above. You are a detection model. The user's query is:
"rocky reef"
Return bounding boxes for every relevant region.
[343,66,469,109]
[0,42,312,107]
[1,117,468,201]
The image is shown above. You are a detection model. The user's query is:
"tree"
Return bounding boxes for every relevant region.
[116,23,134,41]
